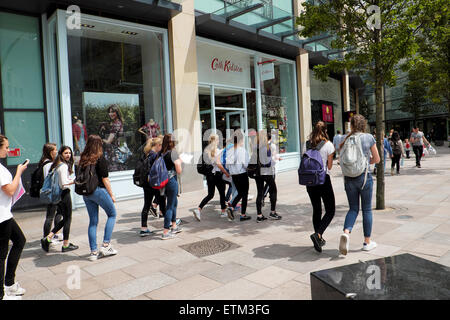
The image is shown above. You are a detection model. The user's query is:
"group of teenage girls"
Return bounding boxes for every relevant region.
[193,129,282,224]
[1,113,380,299]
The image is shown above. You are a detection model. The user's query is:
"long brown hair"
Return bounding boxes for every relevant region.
[51,146,74,174]
[39,143,57,166]
[161,134,176,154]
[0,134,7,148]
[80,135,103,167]
[340,114,367,149]
[308,121,329,148]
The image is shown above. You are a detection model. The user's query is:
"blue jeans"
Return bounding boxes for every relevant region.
[343,172,373,237]
[164,176,178,230]
[83,187,117,252]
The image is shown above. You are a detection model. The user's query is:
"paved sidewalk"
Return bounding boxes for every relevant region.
[12,145,450,300]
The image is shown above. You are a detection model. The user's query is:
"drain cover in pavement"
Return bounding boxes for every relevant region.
[180,237,240,258]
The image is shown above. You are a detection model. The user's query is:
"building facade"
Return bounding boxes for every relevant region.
[0,0,360,210]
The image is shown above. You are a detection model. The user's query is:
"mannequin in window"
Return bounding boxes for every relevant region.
[72,116,88,155]
[138,118,160,139]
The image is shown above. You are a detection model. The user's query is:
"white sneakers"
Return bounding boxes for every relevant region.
[193,209,201,221]
[339,233,378,255]
[362,241,377,251]
[339,233,350,255]
[99,244,118,257]
[4,282,26,296]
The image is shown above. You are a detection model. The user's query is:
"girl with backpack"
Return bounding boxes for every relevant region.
[338,114,380,255]
[254,130,281,223]
[39,143,63,241]
[161,134,183,240]
[226,130,251,222]
[139,137,163,236]
[193,134,227,221]
[303,122,335,252]
[40,146,78,253]
[0,135,28,300]
[390,131,406,175]
[79,135,118,261]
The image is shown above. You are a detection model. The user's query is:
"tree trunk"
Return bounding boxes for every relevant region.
[375,76,385,210]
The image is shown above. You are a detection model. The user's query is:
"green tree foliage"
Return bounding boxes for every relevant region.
[297,0,427,209]
[399,69,432,124]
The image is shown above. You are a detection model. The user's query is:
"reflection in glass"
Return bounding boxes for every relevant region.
[66,22,166,172]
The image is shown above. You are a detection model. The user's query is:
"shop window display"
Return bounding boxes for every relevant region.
[67,25,167,172]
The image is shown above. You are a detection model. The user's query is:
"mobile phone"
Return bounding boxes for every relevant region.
[22,159,30,165]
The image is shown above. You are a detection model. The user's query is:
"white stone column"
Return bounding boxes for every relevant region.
[296,50,312,147]
[342,70,351,132]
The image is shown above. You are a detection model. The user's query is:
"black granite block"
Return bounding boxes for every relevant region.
[310,253,450,300]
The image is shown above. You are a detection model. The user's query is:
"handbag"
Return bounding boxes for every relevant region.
[247,146,261,179]
[115,142,132,164]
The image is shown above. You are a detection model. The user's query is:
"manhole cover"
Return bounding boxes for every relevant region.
[396,215,413,220]
[179,237,240,258]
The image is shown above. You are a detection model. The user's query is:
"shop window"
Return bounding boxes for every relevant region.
[260,61,298,153]
[0,12,47,165]
[66,24,167,172]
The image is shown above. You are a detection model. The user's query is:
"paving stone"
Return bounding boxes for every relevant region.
[27,288,70,300]
[200,262,257,284]
[255,280,312,300]
[103,272,177,300]
[146,274,222,300]
[83,256,138,276]
[244,266,300,289]
[161,260,219,280]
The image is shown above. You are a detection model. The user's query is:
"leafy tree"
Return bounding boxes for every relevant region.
[297,0,426,209]
[399,69,432,125]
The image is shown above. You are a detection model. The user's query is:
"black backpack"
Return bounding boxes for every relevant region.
[197,152,214,176]
[74,164,99,196]
[391,140,402,156]
[133,154,150,188]
[30,160,52,198]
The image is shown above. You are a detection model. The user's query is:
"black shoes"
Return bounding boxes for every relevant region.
[149,206,158,217]
[62,243,79,252]
[227,208,235,221]
[239,215,251,221]
[256,215,267,223]
[40,237,50,253]
[310,233,323,253]
[269,212,282,220]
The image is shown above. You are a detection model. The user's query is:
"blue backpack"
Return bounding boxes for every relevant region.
[298,141,327,186]
[40,164,63,204]
[221,144,232,174]
[148,152,170,190]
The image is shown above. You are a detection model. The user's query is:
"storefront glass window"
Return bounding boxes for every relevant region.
[0,12,47,165]
[260,60,298,153]
[66,22,167,172]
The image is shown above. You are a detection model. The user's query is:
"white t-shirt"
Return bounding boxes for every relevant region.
[0,164,13,224]
[56,163,74,190]
[303,141,335,174]
[227,146,249,175]
[43,161,53,178]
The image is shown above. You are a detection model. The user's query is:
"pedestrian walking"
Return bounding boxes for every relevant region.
[0,135,28,300]
[303,122,335,252]
[404,138,411,158]
[410,126,431,168]
[254,130,281,223]
[390,131,406,175]
[40,146,78,253]
[332,130,343,161]
[79,135,118,261]
[38,143,63,241]
[139,137,164,237]
[226,129,251,222]
[262,131,281,206]
[338,114,380,255]
[194,134,227,221]
[160,134,183,239]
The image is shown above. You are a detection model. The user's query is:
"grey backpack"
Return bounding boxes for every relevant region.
[340,133,369,187]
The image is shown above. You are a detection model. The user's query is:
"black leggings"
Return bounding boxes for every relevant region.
[141,187,165,227]
[199,172,226,210]
[255,175,277,214]
[50,189,72,241]
[391,154,401,172]
[413,145,423,166]
[306,174,335,236]
[43,204,63,237]
[231,173,249,215]
[0,218,26,299]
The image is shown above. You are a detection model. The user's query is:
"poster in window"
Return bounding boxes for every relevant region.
[322,104,333,123]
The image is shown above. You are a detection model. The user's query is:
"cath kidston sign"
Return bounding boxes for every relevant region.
[197,43,251,88]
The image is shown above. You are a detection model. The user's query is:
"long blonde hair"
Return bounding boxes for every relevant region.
[143,137,162,155]
[205,134,219,161]
[340,114,367,149]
